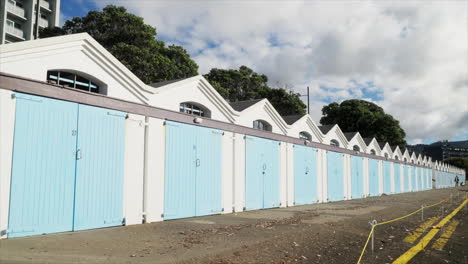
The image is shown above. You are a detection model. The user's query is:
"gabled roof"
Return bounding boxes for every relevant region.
[149,78,190,88]
[229,99,264,112]
[286,114,325,143]
[282,115,304,125]
[345,132,367,152]
[234,98,289,135]
[379,142,393,158]
[0,33,153,104]
[321,124,349,148]
[147,75,239,123]
[392,146,403,160]
[318,125,335,134]
[364,137,381,155]
[344,132,358,141]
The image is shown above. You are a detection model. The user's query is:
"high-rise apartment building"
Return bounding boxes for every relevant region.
[0,0,60,44]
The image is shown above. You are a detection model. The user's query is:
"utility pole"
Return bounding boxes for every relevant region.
[300,86,310,115]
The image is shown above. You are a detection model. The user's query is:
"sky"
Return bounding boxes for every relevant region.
[62,0,468,145]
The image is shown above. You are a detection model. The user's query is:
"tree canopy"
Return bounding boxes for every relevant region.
[320,99,407,147]
[40,5,198,84]
[204,66,307,116]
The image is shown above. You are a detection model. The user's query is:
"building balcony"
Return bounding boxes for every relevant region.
[5,25,25,40]
[6,2,26,19]
[39,18,49,28]
[40,0,51,11]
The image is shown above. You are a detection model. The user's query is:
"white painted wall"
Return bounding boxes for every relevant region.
[222,131,234,214]
[286,116,324,144]
[233,134,246,212]
[0,89,15,238]
[145,117,165,223]
[286,143,295,207]
[279,142,288,207]
[123,114,145,225]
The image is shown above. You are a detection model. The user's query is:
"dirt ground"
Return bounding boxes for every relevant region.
[1,187,466,264]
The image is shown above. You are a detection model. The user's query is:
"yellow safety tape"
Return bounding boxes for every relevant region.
[356,199,446,264]
[392,199,467,264]
[431,219,460,251]
[403,217,440,244]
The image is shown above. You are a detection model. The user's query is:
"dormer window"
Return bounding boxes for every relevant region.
[394,156,399,160]
[384,153,389,158]
[179,102,211,118]
[370,149,376,155]
[47,71,101,94]
[330,139,339,147]
[404,158,407,162]
[299,131,312,141]
[353,145,360,151]
[253,120,272,131]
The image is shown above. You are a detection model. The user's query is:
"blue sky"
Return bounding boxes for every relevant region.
[59,1,467,145]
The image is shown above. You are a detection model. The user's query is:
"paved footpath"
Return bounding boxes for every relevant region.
[1,187,466,264]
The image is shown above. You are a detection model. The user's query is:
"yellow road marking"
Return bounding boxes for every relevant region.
[431,219,460,251]
[393,199,467,264]
[402,217,440,244]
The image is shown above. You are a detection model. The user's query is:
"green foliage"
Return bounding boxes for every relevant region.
[445,158,468,179]
[320,99,407,147]
[40,5,198,84]
[204,66,306,116]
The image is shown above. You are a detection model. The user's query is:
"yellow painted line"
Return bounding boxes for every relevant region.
[402,217,440,244]
[431,220,460,251]
[393,199,467,264]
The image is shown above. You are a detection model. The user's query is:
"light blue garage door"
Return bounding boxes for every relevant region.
[351,156,364,199]
[383,161,391,194]
[411,166,416,191]
[73,105,127,231]
[164,121,223,220]
[294,145,317,205]
[327,151,344,202]
[245,136,280,210]
[404,165,410,192]
[394,164,401,193]
[8,94,127,238]
[368,159,379,196]
[8,94,78,238]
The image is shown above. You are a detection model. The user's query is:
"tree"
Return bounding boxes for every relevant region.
[445,158,468,180]
[204,66,306,116]
[39,5,198,84]
[320,99,407,147]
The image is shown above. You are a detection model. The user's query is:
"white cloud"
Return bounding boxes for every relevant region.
[92,0,467,144]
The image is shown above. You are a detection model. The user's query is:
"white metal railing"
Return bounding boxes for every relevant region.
[40,0,50,10]
[39,18,49,28]
[5,25,25,39]
[6,2,26,18]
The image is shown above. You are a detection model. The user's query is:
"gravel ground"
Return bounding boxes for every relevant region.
[0,187,466,264]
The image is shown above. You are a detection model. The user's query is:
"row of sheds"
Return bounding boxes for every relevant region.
[0,33,464,239]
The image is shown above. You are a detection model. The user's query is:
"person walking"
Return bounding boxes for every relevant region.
[454,175,459,187]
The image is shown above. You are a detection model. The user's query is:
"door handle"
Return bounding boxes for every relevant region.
[196,159,200,167]
[76,149,82,160]
[262,164,267,171]
[305,167,309,174]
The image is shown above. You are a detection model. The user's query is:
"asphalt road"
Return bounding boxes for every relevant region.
[0,187,466,264]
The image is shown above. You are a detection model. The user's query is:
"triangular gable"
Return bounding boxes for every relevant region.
[235,99,289,135]
[416,153,422,165]
[147,75,238,123]
[0,33,152,104]
[287,114,325,143]
[422,156,427,166]
[402,149,411,162]
[410,152,417,164]
[322,124,349,148]
[346,132,367,152]
[366,138,381,156]
[380,142,393,159]
[392,146,403,161]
